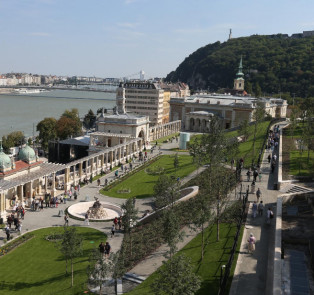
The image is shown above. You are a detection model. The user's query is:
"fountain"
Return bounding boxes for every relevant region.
[67,197,122,221]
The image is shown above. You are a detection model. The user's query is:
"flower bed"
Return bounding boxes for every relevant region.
[0,233,34,257]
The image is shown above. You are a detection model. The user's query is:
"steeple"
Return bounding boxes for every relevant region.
[236,56,244,78]
[234,56,245,91]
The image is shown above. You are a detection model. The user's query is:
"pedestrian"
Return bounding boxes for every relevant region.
[246,170,251,182]
[5,225,10,241]
[111,224,115,238]
[258,201,264,216]
[252,201,257,218]
[105,178,108,186]
[247,233,256,254]
[118,216,122,230]
[256,188,262,202]
[114,217,118,230]
[99,241,105,256]
[251,181,256,194]
[104,242,111,259]
[17,221,22,233]
[64,214,69,226]
[253,169,258,182]
[268,154,271,163]
[84,213,89,225]
[267,207,274,224]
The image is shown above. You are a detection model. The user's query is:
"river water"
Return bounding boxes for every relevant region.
[0,89,116,138]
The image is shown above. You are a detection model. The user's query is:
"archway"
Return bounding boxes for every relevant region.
[138,130,145,139]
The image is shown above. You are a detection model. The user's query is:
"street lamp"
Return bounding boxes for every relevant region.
[220,265,226,286]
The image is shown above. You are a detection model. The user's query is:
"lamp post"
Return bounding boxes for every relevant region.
[220,264,226,287]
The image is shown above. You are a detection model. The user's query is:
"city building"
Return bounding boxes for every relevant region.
[169,58,287,132]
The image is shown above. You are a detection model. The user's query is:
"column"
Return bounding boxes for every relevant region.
[79,162,83,181]
[51,173,56,197]
[45,176,48,193]
[0,190,5,216]
[90,158,94,177]
[65,167,70,189]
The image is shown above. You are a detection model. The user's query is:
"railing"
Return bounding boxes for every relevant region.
[218,185,249,295]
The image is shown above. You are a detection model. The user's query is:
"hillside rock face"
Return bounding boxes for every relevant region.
[166,35,314,97]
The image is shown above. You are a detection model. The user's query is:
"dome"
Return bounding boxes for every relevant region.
[0,145,11,171]
[18,144,36,163]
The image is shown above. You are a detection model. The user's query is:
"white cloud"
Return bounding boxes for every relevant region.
[29,32,50,36]
[117,22,139,29]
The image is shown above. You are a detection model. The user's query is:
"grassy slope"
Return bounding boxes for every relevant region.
[0,227,105,295]
[127,223,242,295]
[101,155,196,199]
[290,150,314,176]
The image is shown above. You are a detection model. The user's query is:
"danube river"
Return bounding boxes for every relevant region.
[0,89,116,138]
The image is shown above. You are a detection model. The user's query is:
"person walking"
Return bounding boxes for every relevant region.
[84,213,89,225]
[267,207,274,224]
[258,201,264,216]
[104,242,111,259]
[111,224,115,238]
[251,181,256,194]
[268,154,271,163]
[246,170,251,182]
[247,233,256,254]
[64,214,69,226]
[252,201,257,218]
[99,242,105,257]
[256,188,262,202]
[114,217,118,230]
[5,225,10,241]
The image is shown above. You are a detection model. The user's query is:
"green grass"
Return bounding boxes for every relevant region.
[100,155,196,199]
[290,150,314,177]
[0,227,106,295]
[127,223,242,295]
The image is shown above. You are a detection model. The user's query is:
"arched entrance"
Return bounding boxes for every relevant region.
[138,130,145,139]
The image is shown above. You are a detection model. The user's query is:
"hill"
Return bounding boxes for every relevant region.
[165,34,314,97]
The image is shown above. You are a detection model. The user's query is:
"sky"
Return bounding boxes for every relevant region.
[1,0,314,79]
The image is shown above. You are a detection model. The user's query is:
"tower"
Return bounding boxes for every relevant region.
[116,86,126,114]
[229,29,232,40]
[234,56,245,91]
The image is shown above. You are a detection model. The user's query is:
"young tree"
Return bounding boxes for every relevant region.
[36,117,57,151]
[151,254,201,295]
[121,198,138,256]
[88,249,116,295]
[252,99,266,161]
[189,193,212,260]
[153,175,180,209]
[58,226,83,287]
[237,119,250,142]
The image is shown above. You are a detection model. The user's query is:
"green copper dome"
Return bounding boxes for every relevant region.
[18,144,36,163]
[0,144,11,171]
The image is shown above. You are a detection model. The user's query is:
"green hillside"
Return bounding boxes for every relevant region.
[166,34,314,97]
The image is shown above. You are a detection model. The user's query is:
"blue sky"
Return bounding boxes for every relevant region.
[1,0,314,78]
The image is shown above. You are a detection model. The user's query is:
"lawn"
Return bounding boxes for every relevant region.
[0,227,106,295]
[290,150,314,177]
[127,223,243,295]
[101,155,196,199]
[153,132,180,146]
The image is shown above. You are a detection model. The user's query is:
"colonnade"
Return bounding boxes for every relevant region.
[149,120,181,141]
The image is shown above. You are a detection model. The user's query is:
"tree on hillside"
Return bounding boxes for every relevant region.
[36,117,57,151]
[83,109,96,129]
[2,131,25,152]
[152,254,201,295]
[254,82,262,97]
[57,226,83,287]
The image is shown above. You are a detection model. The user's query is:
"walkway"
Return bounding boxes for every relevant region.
[229,121,289,295]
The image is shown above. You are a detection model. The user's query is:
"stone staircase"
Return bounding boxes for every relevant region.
[280,183,313,194]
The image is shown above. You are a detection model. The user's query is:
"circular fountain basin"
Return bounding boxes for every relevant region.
[68,201,122,221]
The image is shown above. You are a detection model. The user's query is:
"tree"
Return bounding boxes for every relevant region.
[151,254,201,295]
[173,153,179,173]
[121,198,138,256]
[162,209,184,259]
[190,193,212,260]
[254,82,262,97]
[237,119,250,142]
[56,108,82,139]
[88,249,116,295]
[58,226,83,287]
[83,109,96,129]
[289,107,300,139]
[2,131,25,152]
[245,81,253,95]
[153,175,180,209]
[251,99,266,162]
[36,117,57,151]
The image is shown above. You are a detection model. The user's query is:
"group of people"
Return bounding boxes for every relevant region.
[111,216,123,237]
[5,213,23,240]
